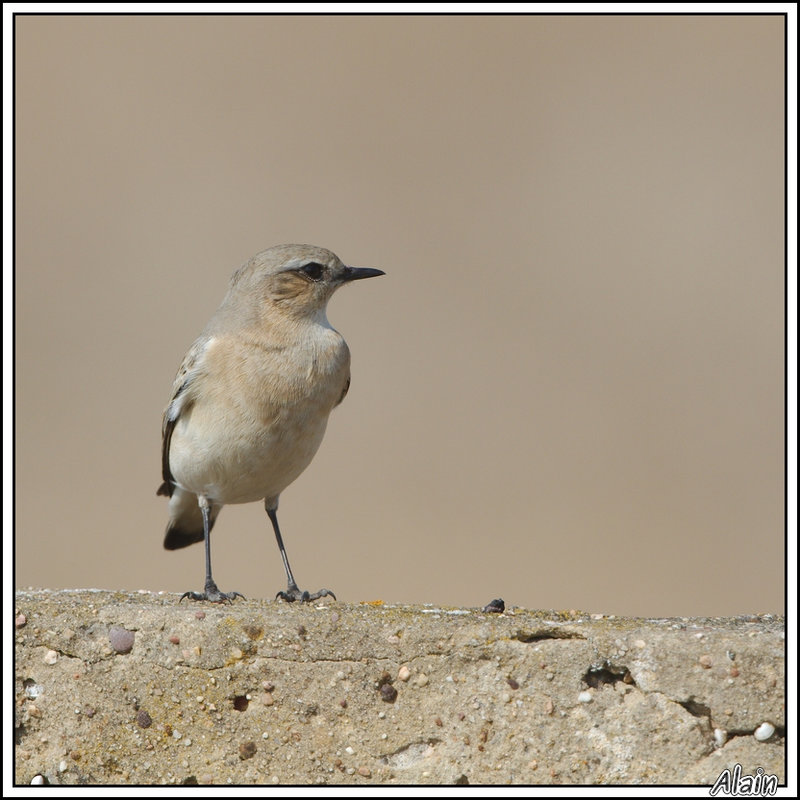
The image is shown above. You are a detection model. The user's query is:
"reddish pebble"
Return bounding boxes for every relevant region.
[169,636,180,645]
[15,614,27,628]
[195,611,205,620]
[339,699,347,708]
[435,716,443,727]
[358,766,371,777]
[699,655,712,669]
[730,667,740,677]
[507,678,520,690]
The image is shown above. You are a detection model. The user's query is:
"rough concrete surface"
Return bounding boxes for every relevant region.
[14,590,785,786]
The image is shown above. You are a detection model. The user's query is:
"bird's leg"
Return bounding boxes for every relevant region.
[180,497,244,603]
[268,505,336,602]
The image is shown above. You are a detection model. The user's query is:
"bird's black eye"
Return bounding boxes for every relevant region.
[299,262,324,281]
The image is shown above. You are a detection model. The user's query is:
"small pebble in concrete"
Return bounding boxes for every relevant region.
[239,741,257,760]
[358,766,371,777]
[698,655,712,669]
[109,627,135,654]
[16,614,27,628]
[43,650,58,665]
[136,710,152,728]
[754,722,775,742]
[30,775,45,785]
[380,684,398,703]
[578,691,593,703]
[397,665,411,682]
[169,635,180,645]
[714,729,728,747]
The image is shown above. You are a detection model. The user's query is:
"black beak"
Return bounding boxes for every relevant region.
[341,266,386,282]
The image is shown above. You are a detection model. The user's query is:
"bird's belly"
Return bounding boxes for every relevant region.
[169,401,331,506]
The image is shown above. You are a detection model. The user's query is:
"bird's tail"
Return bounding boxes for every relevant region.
[161,485,221,550]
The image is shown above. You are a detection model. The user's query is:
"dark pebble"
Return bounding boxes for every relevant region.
[136,710,152,728]
[482,598,505,613]
[376,671,392,688]
[380,684,398,703]
[239,741,257,760]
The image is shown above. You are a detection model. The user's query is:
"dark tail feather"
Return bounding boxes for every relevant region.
[164,523,206,550]
[162,489,220,549]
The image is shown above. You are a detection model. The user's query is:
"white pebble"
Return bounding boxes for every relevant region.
[25,683,42,700]
[397,665,411,682]
[262,732,269,739]
[30,776,45,785]
[345,746,355,755]
[43,650,58,665]
[754,722,775,742]
[578,691,593,703]
[714,729,728,747]
[58,760,68,773]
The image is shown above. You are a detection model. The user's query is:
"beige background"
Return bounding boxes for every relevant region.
[15,14,785,616]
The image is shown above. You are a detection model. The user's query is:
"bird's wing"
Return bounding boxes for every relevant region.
[336,374,351,407]
[157,337,210,497]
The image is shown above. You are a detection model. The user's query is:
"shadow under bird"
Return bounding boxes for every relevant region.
[157,244,384,602]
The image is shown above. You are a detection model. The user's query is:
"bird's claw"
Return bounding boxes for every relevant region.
[180,587,245,604]
[276,586,336,603]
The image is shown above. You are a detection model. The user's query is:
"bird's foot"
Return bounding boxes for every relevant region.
[180,580,245,604]
[276,585,336,603]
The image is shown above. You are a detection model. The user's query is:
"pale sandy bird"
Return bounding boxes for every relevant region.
[158,244,384,602]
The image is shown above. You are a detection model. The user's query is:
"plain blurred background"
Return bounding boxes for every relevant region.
[14,14,785,616]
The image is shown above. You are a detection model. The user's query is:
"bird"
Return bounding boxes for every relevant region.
[157,244,384,603]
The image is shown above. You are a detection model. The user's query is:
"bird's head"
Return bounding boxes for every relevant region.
[228,244,384,321]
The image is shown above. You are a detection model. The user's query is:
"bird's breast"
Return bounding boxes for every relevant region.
[168,327,351,505]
